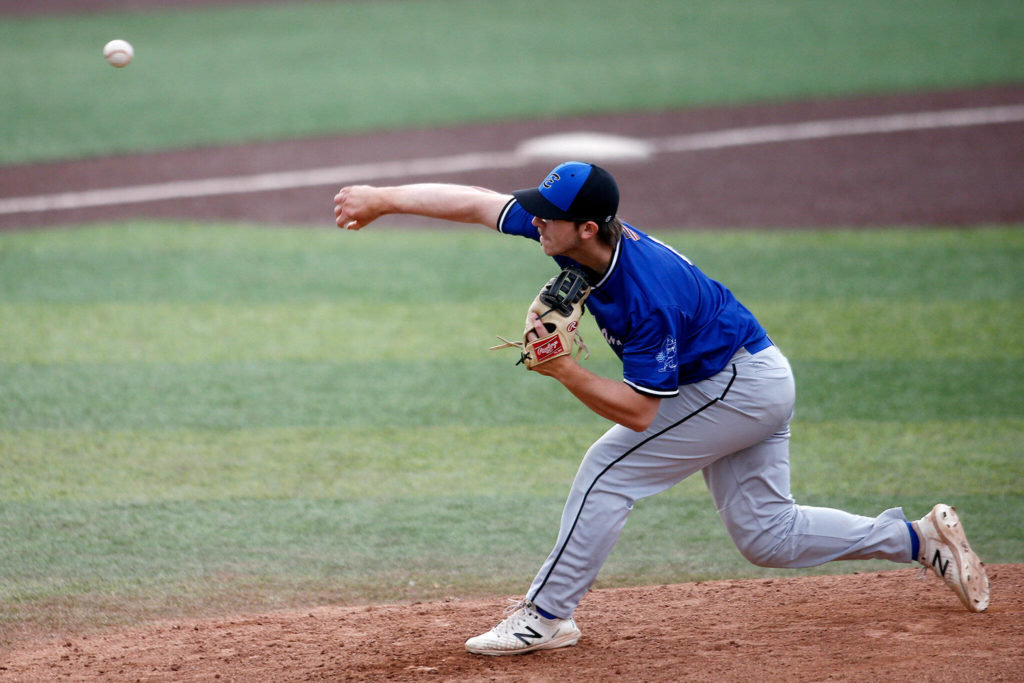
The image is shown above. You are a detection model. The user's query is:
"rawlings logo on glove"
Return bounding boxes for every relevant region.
[491,266,591,369]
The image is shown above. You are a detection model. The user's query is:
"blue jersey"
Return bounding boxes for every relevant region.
[498,199,769,397]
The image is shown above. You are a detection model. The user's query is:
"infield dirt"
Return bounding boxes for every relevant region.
[3,566,1022,681]
[2,85,1023,231]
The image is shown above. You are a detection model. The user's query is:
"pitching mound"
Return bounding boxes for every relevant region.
[4,565,1022,681]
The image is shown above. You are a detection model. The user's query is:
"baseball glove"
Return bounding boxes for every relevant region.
[491,266,591,369]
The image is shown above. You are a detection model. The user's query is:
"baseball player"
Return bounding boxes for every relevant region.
[333,161,990,656]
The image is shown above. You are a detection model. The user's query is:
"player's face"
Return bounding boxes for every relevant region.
[533,216,583,257]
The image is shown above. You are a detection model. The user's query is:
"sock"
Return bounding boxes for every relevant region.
[906,522,920,561]
[534,604,559,620]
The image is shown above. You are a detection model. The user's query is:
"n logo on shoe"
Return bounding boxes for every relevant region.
[513,626,542,646]
[932,549,950,577]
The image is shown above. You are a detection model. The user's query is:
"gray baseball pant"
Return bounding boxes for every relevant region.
[528,345,914,618]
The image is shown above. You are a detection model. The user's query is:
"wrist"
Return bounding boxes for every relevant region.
[532,354,583,381]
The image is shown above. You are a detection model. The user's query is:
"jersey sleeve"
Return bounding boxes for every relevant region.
[497,199,540,241]
[621,309,682,398]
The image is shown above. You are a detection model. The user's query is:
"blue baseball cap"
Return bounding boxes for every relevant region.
[513,161,619,222]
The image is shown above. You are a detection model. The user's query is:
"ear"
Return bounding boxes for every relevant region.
[578,220,599,240]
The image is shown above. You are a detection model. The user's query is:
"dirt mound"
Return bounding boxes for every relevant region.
[3,565,1022,682]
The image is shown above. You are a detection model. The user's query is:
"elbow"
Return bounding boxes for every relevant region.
[623,416,653,432]
[622,396,661,432]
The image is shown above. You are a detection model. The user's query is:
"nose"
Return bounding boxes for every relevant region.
[532,216,546,230]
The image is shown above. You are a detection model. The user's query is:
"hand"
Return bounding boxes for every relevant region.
[333,185,384,230]
[524,311,576,377]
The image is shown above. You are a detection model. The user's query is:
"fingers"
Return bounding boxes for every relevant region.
[533,313,548,337]
[333,186,364,230]
[333,210,358,230]
[524,312,547,341]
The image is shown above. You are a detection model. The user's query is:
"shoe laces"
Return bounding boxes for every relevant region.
[504,597,528,615]
[491,598,534,635]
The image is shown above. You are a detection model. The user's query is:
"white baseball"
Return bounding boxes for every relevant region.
[103,39,134,68]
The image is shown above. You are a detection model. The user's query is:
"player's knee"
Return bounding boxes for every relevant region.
[726,510,799,568]
[736,541,789,568]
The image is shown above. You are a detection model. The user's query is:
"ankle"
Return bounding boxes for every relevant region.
[534,604,559,621]
[907,521,921,561]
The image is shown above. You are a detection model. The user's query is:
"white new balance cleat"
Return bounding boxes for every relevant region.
[465,600,581,656]
[913,504,990,612]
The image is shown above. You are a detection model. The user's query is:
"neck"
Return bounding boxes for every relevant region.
[566,240,614,276]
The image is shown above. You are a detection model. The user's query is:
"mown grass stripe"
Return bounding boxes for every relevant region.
[1,358,1020,431]
[1,300,1019,363]
[2,419,1019,505]
[1,226,1021,304]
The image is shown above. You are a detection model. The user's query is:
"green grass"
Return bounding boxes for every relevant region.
[2,0,1023,163]
[0,223,1021,639]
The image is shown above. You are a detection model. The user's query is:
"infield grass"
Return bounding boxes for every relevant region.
[1,223,1022,639]
[2,0,1024,163]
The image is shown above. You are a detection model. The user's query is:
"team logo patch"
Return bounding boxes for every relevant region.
[657,336,678,373]
[533,334,565,362]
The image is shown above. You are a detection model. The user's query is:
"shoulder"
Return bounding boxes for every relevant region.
[497,198,538,238]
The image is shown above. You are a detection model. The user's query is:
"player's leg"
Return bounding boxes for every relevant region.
[527,346,797,617]
[703,347,989,610]
[702,345,913,565]
[466,351,792,655]
[702,427,914,567]
[466,422,713,655]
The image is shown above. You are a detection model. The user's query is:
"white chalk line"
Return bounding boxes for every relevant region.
[2,105,1023,216]
[656,105,1024,152]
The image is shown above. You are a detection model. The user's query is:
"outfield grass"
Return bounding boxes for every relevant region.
[2,0,1023,163]
[1,223,1021,637]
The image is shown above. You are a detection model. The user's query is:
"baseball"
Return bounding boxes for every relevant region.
[103,39,134,68]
